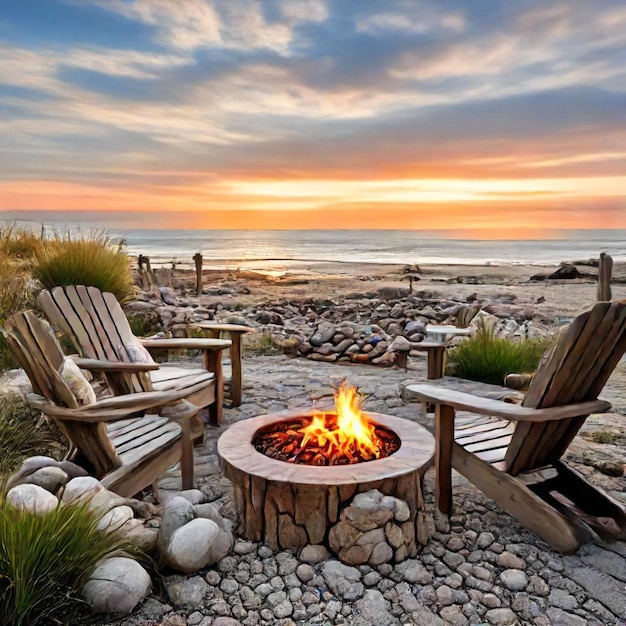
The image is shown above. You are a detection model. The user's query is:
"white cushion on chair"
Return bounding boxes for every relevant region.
[59,358,97,405]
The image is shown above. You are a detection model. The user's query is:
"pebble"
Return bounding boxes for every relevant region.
[496,550,526,570]
[499,568,529,591]
[485,607,519,625]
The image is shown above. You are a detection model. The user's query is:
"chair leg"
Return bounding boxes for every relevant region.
[180,415,194,490]
[229,332,244,407]
[204,349,224,425]
[435,403,455,514]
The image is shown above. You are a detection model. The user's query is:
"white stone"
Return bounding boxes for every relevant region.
[393,500,410,523]
[353,490,382,510]
[82,556,151,614]
[194,502,227,529]
[164,518,220,574]
[206,528,234,565]
[62,477,125,514]
[159,496,195,550]
[175,489,205,505]
[499,568,528,591]
[6,484,58,514]
[97,505,134,533]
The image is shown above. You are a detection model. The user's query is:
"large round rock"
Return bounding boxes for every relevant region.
[82,556,151,614]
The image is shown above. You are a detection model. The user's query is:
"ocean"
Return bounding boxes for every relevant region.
[110,229,626,271]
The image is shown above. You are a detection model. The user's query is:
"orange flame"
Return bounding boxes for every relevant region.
[298,383,380,461]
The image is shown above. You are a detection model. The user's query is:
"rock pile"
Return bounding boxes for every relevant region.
[5,456,233,615]
[329,490,419,566]
[125,284,555,368]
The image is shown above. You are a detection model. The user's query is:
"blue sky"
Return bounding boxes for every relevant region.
[1,0,625,230]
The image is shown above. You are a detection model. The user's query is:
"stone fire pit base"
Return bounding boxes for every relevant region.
[218,410,435,559]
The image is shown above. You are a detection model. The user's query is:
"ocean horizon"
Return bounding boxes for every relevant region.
[115,228,626,270]
[4,221,626,270]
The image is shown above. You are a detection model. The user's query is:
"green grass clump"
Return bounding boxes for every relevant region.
[33,233,134,303]
[591,430,621,444]
[0,229,40,370]
[0,396,68,485]
[0,499,137,626]
[447,319,553,386]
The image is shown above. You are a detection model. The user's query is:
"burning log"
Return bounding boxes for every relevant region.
[254,415,400,465]
[253,383,400,466]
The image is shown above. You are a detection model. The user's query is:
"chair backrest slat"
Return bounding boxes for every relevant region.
[40,285,155,395]
[4,311,120,476]
[505,300,626,474]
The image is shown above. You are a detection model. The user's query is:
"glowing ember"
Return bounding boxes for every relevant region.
[299,383,380,460]
[253,383,400,465]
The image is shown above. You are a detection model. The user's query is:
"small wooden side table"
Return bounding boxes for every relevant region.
[420,325,472,380]
[193,322,255,407]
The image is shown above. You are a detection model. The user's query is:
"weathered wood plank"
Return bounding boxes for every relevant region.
[451,442,580,552]
[406,385,610,422]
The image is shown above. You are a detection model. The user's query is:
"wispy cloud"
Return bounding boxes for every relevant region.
[0,0,624,229]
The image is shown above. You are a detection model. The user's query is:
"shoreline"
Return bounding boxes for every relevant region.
[131,255,621,273]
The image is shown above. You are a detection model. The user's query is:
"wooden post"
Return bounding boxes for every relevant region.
[169,261,176,289]
[597,252,613,302]
[193,253,203,296]
[137,255,159,295]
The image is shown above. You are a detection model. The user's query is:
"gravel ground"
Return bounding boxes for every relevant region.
[81,354,626,626]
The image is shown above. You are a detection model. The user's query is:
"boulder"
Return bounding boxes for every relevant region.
[163,518,221,573]
[62,477,125,514]
[82,556,151,614]
[159,496,195,550]
[6,484,58,514]
[22,466,69,494]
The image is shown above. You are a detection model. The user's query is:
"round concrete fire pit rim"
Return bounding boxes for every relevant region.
[218,409,434,486]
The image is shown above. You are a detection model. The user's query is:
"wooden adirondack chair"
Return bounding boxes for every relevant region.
[3,311,196,498]
[407,300,626,553]
[38,286,231,438]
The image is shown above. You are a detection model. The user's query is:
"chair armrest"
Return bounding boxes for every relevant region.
[71,357,160,373]
[30,389,190,422]
[140,338,231,352]
[406,384,611,423]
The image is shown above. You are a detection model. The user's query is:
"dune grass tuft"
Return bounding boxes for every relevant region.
[0,395,69,486]
[0,498,138,626]
[447,318,552,386]
[33,233,134,303]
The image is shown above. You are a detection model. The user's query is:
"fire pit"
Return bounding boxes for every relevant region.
[218,385,435,556]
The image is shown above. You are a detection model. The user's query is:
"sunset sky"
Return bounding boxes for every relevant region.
[1,0,625,231]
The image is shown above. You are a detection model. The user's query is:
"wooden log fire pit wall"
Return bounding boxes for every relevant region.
[218,408,435,565]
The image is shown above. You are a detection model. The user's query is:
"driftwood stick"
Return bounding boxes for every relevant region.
[597,252,613,301]
[193,252,203,296]
[137,254,159,292]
